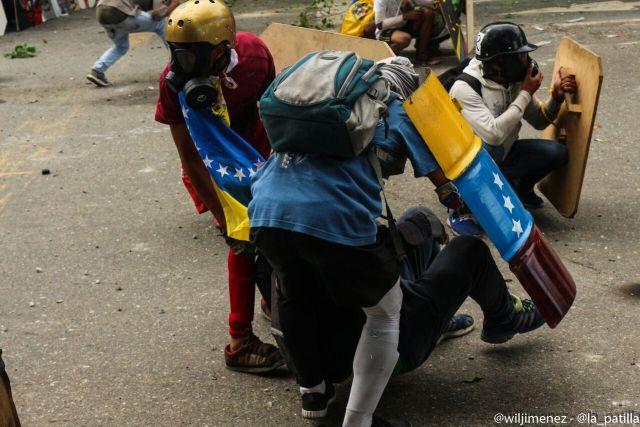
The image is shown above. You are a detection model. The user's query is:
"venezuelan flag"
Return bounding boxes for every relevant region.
[178,83,265,242]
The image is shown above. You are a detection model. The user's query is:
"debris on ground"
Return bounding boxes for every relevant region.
[464,376,483,384]
[4,44,37,59]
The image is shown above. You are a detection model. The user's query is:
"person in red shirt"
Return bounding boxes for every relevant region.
[155,0,283,373]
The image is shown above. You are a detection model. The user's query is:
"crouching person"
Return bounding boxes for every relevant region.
[249,55,546,426]
[450,22,577,209]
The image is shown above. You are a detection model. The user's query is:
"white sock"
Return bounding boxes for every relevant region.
[342,280,402,427]
[300,380,326,396]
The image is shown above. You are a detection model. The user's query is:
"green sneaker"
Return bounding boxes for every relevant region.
[86,69,110,87]
[481,295,545,344]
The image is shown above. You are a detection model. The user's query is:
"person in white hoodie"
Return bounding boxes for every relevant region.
[449,22,577,208]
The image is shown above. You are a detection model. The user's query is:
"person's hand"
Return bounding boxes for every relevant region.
[221,229,255,256]
[552,70,578,102]
[403,9,424,21]
[521,64,543,96]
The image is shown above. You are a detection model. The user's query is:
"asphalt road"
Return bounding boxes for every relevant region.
[0,0,639,426]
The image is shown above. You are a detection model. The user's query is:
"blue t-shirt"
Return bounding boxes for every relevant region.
[248,100,439,246]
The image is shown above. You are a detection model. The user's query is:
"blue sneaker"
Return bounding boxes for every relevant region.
[438,314,475,344]
[481,295,545,344]
[446,210,483,237]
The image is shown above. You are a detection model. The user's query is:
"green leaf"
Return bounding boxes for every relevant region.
[4,43,37,59]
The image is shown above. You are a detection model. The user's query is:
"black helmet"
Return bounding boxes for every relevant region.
[474,22,537,61]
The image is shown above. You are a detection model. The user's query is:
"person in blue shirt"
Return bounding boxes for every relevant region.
[249,58,544,427]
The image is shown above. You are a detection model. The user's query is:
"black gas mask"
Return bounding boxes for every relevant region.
[485,54,538,84]
[165,42,230,109]
[503,54,539,83]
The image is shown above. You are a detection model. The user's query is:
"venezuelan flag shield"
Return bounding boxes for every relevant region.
[178,83,265,242]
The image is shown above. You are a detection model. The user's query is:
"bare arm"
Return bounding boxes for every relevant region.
[170,123,227,229]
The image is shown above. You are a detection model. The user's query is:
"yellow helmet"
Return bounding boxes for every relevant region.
[166,0,236,48]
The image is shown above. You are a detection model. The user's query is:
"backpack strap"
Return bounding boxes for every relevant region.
[367,149,406,262]
[456,73,483,97]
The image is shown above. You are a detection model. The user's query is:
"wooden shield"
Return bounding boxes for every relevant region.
[538,37,604,218]
[260,23,394,74]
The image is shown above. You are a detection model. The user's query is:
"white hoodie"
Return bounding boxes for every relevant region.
[449,58,561,158]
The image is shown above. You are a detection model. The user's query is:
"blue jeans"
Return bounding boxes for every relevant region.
[484,138,568,194]
[92,12,168,73]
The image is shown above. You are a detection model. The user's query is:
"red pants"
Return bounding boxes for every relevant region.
[182,172,258,338]
[227,250,256,338]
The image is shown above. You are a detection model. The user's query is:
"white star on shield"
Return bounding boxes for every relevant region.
[512,219,523,237]
[493,173,504,190]
[503,195,515,214]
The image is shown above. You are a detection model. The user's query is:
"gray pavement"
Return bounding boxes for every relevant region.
[0,0,639,426]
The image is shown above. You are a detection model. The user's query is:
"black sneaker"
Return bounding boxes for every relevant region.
[371,414,413,427]
[86,69,110,87]
[301,382,335,419]
[518,189,544,209]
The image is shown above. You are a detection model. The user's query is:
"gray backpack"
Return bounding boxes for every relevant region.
[259,50,392,158]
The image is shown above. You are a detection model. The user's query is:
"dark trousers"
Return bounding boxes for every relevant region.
[259,230,514,382]
[484,138,568,193]
[252,227,399,387]
[396,236,512,374]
